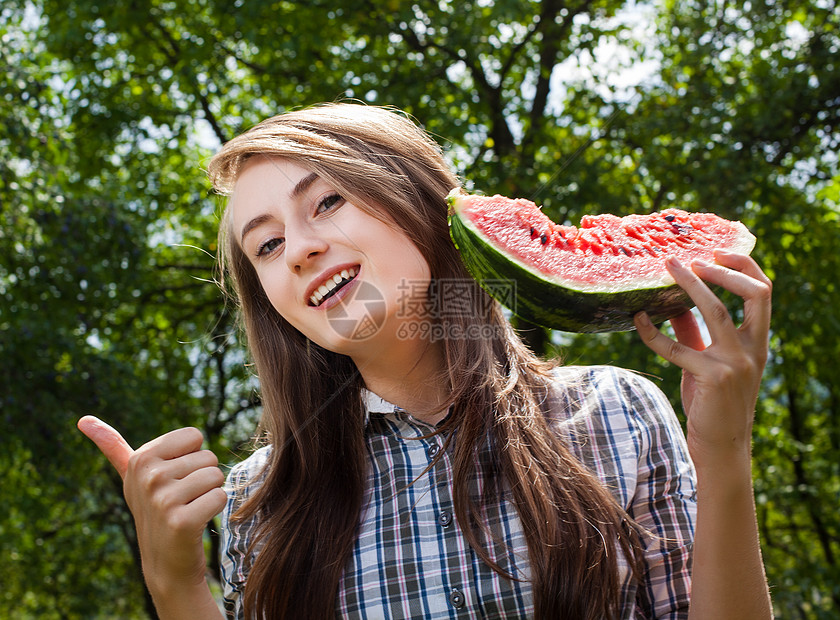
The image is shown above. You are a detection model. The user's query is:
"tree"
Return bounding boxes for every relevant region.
[1,0,837,616]
[1,3,258,616]
[607,2,840,614]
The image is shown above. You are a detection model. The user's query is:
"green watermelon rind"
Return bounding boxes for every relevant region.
[447,194,754,333]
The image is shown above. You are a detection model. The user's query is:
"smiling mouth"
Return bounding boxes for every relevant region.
[309,267,359,307]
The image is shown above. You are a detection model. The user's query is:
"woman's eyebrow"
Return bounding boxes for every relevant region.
[291,171,319,199]
[239,172,320,244]
[240,213,274,244]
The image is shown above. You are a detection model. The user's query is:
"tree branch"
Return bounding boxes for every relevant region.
[525,0,594,149]
[385,11,516,154]
[787,386,837,571]
[141,11,231,144]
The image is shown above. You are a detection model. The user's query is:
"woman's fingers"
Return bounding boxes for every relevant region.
[636,251,772,374]
[634,311,703,372]
[78,418,227,597]
[81,419,226,523]
[167,450,222,481]
[77,416,135,479]
[670,310,706,352]
[711,250,772,346]
[713,249,772,288]
[665,257,735,344]
[665,254,771,346]
[167,465,226,507]
[138,427,206,461]
[183,487,228,528]
[127,428,207,482]
[150,468,227,534]
[125,430,224,511]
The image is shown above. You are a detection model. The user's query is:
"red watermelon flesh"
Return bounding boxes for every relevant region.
[447,190,756,332]
[461,195,755,292]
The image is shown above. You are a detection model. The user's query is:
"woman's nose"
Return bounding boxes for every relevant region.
[284,223,329,272]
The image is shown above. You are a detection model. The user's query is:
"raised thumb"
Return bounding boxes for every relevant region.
[77,415,134,479]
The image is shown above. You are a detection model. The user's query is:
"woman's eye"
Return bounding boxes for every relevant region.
[256,237,284,257]
[316,193,343,214]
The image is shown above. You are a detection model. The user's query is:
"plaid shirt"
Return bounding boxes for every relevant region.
[221,365,696,619]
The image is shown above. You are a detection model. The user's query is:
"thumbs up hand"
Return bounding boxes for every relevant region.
[77,416,227,603]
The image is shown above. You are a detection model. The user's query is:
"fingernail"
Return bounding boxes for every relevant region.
[692,259,710,268]
[666,256,683,269]
[635,311,651,327]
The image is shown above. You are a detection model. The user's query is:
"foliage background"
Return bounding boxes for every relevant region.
[1,0,838,617]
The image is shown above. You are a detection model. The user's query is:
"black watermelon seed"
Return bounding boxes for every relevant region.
[540,233,548,244]
[530,226,536,236]
[620,247,631,256]
[664,214,676,222]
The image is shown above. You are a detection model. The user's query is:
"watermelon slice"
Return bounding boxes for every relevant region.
[447,189,756,333]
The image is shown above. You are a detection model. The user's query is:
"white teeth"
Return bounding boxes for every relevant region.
[310,267,359,306]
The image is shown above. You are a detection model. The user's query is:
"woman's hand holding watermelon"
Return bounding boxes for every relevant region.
[633,249,771,467]
[634,249,773,619]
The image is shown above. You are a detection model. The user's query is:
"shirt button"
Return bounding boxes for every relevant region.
[427,443,440,458]
[438,510,453,527]
[449,588,465,608]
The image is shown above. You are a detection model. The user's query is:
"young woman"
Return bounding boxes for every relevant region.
[79,103,773,619]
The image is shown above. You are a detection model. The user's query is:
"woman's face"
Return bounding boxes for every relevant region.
[231,156,433,357]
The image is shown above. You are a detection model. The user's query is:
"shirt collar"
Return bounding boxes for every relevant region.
[362,388,397,414]
[362,388,454,433]
[362,388,398,427]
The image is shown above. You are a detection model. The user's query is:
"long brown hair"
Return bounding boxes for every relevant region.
[209,103,642,619]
